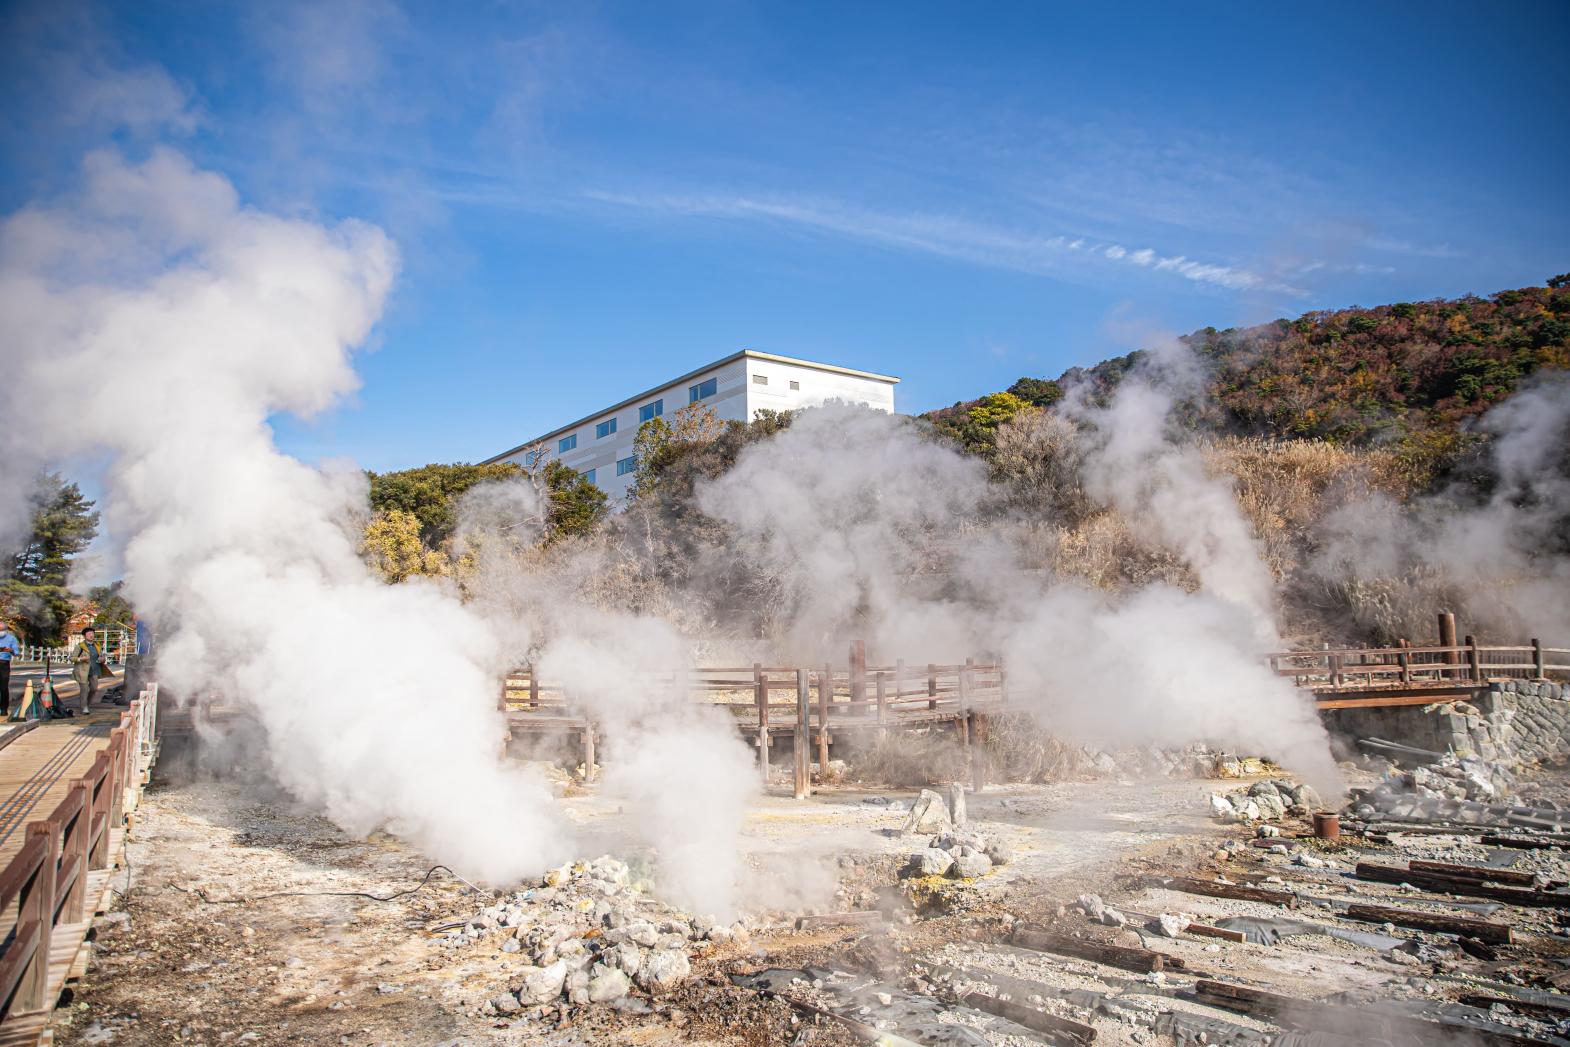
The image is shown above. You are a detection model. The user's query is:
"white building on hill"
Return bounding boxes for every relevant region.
[484,349,899,501]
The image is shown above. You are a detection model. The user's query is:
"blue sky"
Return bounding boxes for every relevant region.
[4,1,1566,471]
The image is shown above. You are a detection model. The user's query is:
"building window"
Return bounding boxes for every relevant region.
[616,455,636,476]
[584,468,596,485]
[789,380,800,391]
[752,374,768,385]
[639,399,664,423]
[596,418,618,439]
[558,434,576,453]
[689,377,718,402]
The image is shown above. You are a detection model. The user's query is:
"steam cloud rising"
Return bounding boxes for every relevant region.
[31,144,1536,913]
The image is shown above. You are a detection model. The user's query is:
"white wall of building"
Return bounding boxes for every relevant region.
[489,351,897,503]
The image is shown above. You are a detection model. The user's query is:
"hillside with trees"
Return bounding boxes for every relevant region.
[929,279,1570,463]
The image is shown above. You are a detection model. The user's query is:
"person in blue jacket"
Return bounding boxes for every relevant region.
[0,620,20,718]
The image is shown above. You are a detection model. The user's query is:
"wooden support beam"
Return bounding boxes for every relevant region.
[793,669,810,800]
[1146,875,1298,908]
[754,663,770,785]
[1407,858,1540,887]
[1439,610,1458,680]
[793,911,883,931]
[1342,902,1514,945]
[1185,922,1248,943]
[1009,926,1181,973]
[817,664,831,771]
[1193,979,1541,1047]
[1355,862,1570,908]
[1481,833,1569,850]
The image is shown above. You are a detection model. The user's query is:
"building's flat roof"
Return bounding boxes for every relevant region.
[482,349,900,464]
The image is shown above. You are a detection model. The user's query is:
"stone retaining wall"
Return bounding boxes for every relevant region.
[1326,680,1570,765]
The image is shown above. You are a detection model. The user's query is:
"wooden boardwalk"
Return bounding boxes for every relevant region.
[0,690,158,1044]
[0,714,119,873]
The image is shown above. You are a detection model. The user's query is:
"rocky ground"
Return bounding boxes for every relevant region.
[49,746,1570,1046]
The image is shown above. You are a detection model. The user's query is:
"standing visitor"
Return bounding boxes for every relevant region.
[72,626,106,712]
[0,620,19,718]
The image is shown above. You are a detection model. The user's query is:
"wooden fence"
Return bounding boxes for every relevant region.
[501,646,1006,799]
[0,686,159,1037]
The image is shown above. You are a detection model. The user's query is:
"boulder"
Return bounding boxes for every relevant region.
[951,853,993,878]
[947,783,968,827]
[902,789,952,833]
[520,960,568,1004]
[1155,914,1190,938]
[636,949,691,992]
[588,964,631,1003]
[983,838,1014,866]
[1078,893,1105,921]
[626,921,660,948]
[910,848,954,877]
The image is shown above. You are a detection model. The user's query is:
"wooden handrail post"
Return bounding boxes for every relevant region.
[1398,639,1412,684]
[18,822,58,1013]
[793,669,810,800]
[62,782,91,923]
[927,663,937,710]
[1534,638,1546,680]
[754,663,770,785]
[89,766,111,871]
[1439,611,1459,680]
[849,641,867,707]
[529,667,540,710]
[1465,634,1481,683]
[817,664,832,771]
[582,720,597,783]
[872,671,885,737]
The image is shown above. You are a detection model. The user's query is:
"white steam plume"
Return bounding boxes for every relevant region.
[0,147,571,884]
[1309,374,1570,640]
[453,482,760,920]
[695,396,1343,796]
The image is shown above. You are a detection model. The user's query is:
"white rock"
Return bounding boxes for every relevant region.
[636,949,691,992]
[588,965,631,1003]
[521,960,568,1003]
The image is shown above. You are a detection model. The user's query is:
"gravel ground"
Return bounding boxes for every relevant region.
[50,754,1570,1046]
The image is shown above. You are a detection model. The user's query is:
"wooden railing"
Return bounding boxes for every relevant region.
[1269,638,1570,694]
[0,685,158,1025]
[501,651,1006,798]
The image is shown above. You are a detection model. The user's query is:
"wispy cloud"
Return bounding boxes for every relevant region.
[584,189,1308,296]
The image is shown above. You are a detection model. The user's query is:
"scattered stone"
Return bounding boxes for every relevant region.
[520,961,568,1004]
[1155,914,1190,938]
[947,783,968,827]
[902,789,952,833]
[951,852,992,879]
[1078,894,1106,921]
[1101,907,1127,928]
[489,992,521,1015]
[636,949,691,992]
[588,965,631,1003]
[910,848,954,877]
